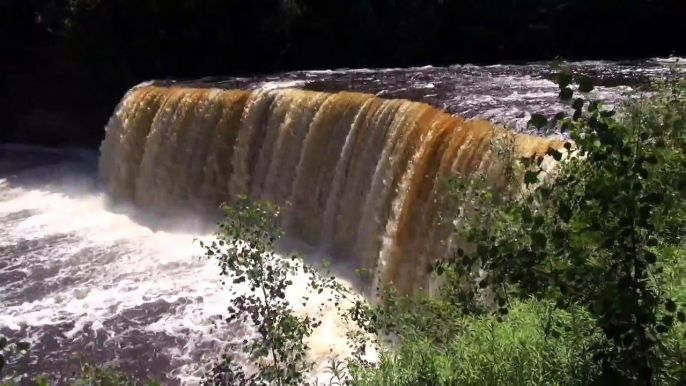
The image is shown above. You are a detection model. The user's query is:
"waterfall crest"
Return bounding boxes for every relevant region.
[99,85,558,295]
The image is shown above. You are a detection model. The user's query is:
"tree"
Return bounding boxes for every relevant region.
[436,65,686,383]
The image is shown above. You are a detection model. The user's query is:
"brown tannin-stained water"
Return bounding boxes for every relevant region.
[1,58,684,384]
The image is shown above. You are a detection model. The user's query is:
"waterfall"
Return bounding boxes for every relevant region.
[98,85,558,296]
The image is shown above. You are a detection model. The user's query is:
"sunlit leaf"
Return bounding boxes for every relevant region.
[529,114,548,129]
[578,77,595,92]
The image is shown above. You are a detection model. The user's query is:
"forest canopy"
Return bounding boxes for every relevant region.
[3,0,684,146]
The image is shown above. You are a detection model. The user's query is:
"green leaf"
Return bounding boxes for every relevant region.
[592,352,605,362]
[602,238,615,248]
[573,109,582,121]
[559,87,573,101]
[556,297,567,309]
[663,315,674,327]
[578,77,595,92]
[522,207,533,224]
[524,170,539,185]
[666,299,677,313]
[600,110,616,117]
[588,101,599,112]
[531,232,547,249]
[477,244,489,257]
[572,98,584,109]
[645,252,657,264]
[642,193,665,204]
[557,72,573,89]
[546,149,563,161]
[561,120,572,132]
[529,114,548,129]
[553,227,567,241]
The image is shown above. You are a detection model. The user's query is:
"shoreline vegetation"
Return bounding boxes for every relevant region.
[2,64,684,385]
[191,67,686,385]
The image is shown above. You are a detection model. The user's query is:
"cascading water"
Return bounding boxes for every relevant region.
[98,85,558,297]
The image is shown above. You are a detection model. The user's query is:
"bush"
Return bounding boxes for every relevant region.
[199,198,367,386]
[434,67,686,383]
[198,198,605,386]
[350,299,600,386]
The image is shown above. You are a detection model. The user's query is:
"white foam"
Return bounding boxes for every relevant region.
[257,80,308,91]
[0,160,367,384]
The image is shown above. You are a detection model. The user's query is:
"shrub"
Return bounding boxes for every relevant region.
[350,299,600,386]
[199,198,367,386]
[435,66,686,383]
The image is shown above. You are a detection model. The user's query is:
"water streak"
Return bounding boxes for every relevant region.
[99,86,558,296]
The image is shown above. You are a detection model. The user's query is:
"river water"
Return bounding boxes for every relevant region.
[1,58,683,384]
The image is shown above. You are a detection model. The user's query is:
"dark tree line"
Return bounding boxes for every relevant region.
[2,0,685,147]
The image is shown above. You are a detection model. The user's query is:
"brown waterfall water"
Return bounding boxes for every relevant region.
[98,85,558,297]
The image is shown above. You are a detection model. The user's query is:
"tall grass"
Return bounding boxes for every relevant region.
[350,299,601,386]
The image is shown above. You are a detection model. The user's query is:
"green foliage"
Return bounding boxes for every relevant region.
[198,198,605,386]
[435,66,686,383]
[199,198,313,385]
[199,197,362,386]
[350,299,601,386]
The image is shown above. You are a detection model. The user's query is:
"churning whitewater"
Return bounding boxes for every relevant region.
[0,147,360,384]
[1,59,684,384]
